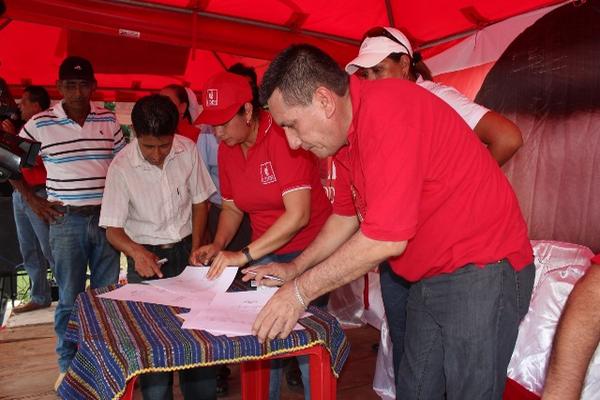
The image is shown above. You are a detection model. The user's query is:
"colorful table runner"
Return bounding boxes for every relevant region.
[58,285,350,400]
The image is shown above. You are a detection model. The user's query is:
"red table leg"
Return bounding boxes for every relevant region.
[307,345,337,400]
[240,344,336,400]
[120,376,137,400]
[241,358,271,400]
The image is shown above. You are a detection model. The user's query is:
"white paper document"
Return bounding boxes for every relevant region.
[97,284,201,308]
[98,266,238,308]
[99,267,310,338]
[180,287,308,337]
[145,266,238,297]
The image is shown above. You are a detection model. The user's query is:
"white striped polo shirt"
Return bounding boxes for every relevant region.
[19,101,126,206]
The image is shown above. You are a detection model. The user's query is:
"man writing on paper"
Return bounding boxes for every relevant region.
[99,94,217,399]
[246,44,534,399]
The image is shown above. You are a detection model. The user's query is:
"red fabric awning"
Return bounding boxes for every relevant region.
[0,0,568,99]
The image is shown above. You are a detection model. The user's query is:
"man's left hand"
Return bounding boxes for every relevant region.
[252,281,305,343]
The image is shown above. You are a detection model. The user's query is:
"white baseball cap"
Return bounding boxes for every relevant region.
[345,27,413,75]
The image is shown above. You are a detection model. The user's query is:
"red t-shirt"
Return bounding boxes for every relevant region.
[333,77,532,281]
[177,120,200,143]
[218,111,332,254]
[592,254,600,265]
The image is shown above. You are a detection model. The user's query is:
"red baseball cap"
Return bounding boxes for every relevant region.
[195,71,252,126]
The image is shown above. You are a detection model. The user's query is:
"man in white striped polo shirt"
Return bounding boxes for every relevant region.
[18,56,123,390]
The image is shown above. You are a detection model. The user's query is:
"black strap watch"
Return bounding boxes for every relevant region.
[241,246,254,264]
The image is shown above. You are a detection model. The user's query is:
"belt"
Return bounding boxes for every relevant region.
[61,205,102,216]
[147,235,191,250]
[155,242,178,249]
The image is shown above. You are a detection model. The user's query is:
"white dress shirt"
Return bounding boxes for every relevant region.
[100,135,216,245]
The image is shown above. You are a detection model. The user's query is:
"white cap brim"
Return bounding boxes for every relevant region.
[345,53,389,74]
[345,36,412,75]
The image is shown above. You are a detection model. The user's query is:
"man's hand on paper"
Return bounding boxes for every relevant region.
[206,250,246,279]
[189,243,221,266]
[133,247,163,278]
[241,262,300,287]
[252,280,304,343]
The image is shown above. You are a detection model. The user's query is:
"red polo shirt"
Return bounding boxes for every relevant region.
[177,119,200,143]
[218,111,332,254]
[333,77,532,282]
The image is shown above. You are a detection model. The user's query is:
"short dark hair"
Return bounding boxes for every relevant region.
[131,94,179,137]
[259,44,349,106]
[162,84,192,123]
[24,85,50,111]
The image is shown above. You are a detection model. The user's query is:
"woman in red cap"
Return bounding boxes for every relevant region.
[191,71,331,400]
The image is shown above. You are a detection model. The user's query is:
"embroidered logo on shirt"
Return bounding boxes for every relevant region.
[260,161,277,184]
[206,89,218,107]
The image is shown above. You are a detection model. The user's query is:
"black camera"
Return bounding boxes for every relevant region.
[0,130,41,181]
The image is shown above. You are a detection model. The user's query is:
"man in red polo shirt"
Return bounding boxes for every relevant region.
[246,44,535,399]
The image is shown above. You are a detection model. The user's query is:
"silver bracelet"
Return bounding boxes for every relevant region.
[293,278,308,310]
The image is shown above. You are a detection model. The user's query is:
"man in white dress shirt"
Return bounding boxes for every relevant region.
[100,94,217,400]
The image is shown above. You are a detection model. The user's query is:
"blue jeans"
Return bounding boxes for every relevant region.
[379,261,411,384]
[251,251,311,400]
[12,189,54,305]
[50,209,120,373]
[396,261,535,400]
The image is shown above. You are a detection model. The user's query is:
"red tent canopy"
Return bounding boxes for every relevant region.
[0,0,566,100]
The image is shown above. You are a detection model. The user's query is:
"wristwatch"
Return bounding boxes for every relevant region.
[241,246,254,264]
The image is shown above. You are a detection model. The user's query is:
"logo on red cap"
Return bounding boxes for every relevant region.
[206,89,218,107]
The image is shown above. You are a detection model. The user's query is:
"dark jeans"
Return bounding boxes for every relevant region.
[379,261,411,383]
[396,261,535,400]
[127,236,217,400]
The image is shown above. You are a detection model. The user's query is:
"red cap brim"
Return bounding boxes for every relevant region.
[194,103,242,126]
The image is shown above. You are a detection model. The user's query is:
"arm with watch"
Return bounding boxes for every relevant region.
[192,189,312,280]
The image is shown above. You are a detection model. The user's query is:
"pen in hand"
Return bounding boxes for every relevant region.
[244,270,285,284]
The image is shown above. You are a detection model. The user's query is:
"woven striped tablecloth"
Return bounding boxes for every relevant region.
[58,285,350,400]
